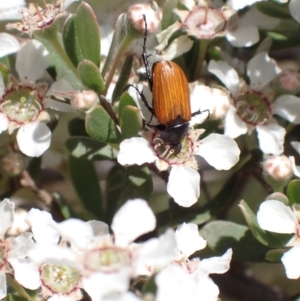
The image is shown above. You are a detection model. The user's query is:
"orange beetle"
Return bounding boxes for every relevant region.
[133,15,204,155]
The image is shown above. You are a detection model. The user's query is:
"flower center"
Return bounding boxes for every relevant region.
[234,91,271,125]
[85,247,131,273]
[1,86,43,124]
[0,241,8,269]
[40,263,81,294]
[152,132,194,165]
[184,7,227,39]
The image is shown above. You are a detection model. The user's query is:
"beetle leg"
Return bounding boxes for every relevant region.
[142,14,153,91]
[192,109,210,119]
[124,84,154,115]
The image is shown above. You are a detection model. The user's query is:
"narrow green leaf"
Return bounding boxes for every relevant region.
[66,136,118,160]
[200,221,273,262]
[63,2,100,67]
[85,105,122,144]
[69,155,103,219]
[239,200,286,248]
[287,180,300,205]
[120,105,143,139]
[77,60,105,93]
[265,249,285,263]
[256,2,291,19]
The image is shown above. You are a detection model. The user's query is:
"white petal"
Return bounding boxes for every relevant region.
[26,208,59,245]
[195,274,219,301]
[291,141,300,155]
[0,199,14,235]
[224,105,248,138]
[16,40,50,84]
[9,258,41,289]
[135,229,177,276]
[0,0,25,20]
[281,246,300,279]
[104,292,142,301]
[196,134,240,170]
[208,60,240,97]
[0,33,20,57]
[289,156,300,178]
[117,137,157,166]
[0,113,9,134]
[82,268,130,300]
[289,0,300,23]
[17,122,51,157]
[227,25,259,47]
[112,199,156,247]
[256,121,285,155]
[272,95,300,124]
[167,166,200,207]
[62,0,80,10]
[0,272,6,300]
[198,248,232,275]
[257,200,297,234]
[227,0,264,10]
[175,223,207,259]
[247,52,281,90]
[8,232,34,258]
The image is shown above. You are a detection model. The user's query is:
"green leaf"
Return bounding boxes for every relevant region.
[200,221,273,262]
[105,165,126,224]
[287,180,300,205]
[112,55,134,102]
[85,105,122,144]
[120,105,143,139]
[256,2,291,19]
[77,60,105,93]
[69,155,103,219]
[239,199,286,248]
[119,165,153,204]
[266,192,289,205]
[266,249,285,263]
[63,2,100,67]
[66,136,118,160]
[118,92,137,116]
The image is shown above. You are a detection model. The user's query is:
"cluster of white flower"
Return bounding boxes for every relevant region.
[0,198,231,301]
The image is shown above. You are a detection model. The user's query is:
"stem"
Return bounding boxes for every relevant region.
[6,274,34,301]
[193,39,209,81]
[103,36,132,95]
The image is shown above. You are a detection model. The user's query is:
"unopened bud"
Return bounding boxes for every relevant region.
[70,90,100,118]
[262,155,293,190]
[271,69,300,95]
[126,3,160,39]
[1,153,25,177]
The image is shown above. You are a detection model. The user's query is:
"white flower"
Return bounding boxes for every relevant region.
[0,40,53,157]
[289,0,300,23]
[257,200,300,246]
[281,246,300,279]
[155,248,232,301]
[0,33,20,58]
[0,199,34,299]
[0,0,25,20]
[227,0,288,11]
[290,141,300,177]
[208,51,300,155]
[117,128,240,207]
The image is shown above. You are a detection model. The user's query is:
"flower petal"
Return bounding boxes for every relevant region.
[291,141,300,155]
[289,156,300,178]
[224,105,248,138]
[16,40,50,84]
[196,134,240,170]
[227,0,264,10]
[257,200,297,234]
[111,199,156,247]
[256,121,285,155]
[0,0,25,20]
[227,25,259,47]
[0,113,9,134]
[175,223,207,259]
[117,137,157,166]
[289,0,300,23]
[167,166,200,207]
[208,60,240,97]
[247,52,281,90]
[17,122,51,157]
[272,95,300,124]
[0,199,14,235]
[0,33,20,57]
[281,246,300,279]
[0,272,6,300]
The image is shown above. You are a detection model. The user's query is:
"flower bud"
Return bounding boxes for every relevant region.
[70,90,100,118]
[1,152,26,177]
[271,69,300,95]
[262,155,293,190]
[125,3,160,39]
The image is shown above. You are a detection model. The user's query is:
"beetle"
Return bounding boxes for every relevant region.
[130,14,207,156]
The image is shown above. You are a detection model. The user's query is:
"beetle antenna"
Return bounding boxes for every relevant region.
[191,109,210,119]
[141,14,153,91]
